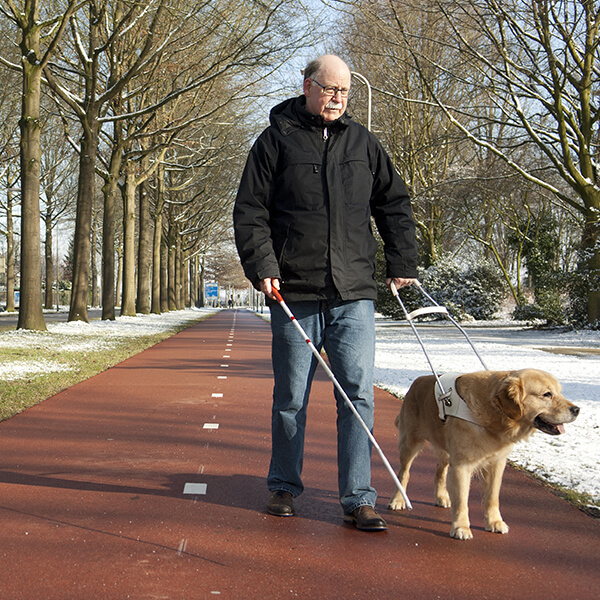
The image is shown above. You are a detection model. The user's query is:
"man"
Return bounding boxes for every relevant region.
[234,55,417,531]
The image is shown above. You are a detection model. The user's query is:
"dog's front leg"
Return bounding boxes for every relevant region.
[388,438,423,511]
[483,458,509,534]
[388,459,413,511]
[434,453,451,508]
[448,463,473,540]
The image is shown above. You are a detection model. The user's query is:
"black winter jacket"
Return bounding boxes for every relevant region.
[233,96,418,302]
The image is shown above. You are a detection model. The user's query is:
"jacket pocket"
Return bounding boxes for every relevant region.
[340,158,372,205]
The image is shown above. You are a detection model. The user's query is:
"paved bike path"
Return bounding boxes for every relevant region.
[0,309,598,599]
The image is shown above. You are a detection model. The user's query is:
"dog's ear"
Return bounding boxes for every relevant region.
[495,375,524,420]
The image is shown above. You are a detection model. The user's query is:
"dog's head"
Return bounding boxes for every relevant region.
[495,369,579,435]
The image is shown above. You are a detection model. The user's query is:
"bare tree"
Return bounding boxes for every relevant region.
[40,119,77,309]
[0,78,19,311]
[334,2,464,261]
[44,0,176,322]
[0,0,81,330]
[45,0,307,321]
[378,0,600,322]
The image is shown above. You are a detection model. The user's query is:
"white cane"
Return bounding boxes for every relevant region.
[271,288,412,510]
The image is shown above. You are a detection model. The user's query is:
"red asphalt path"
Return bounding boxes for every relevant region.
[0,309,598,599]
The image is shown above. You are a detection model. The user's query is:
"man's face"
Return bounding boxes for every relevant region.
[303,59,351,123]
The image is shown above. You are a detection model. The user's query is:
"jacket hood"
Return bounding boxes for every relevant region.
[269,95,350,136]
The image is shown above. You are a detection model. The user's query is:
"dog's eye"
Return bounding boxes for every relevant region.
[543,391,553,399]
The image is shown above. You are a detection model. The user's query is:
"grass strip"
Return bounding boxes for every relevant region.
[0,313,209,422]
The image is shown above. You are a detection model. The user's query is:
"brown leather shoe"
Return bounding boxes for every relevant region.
[344,506,387,531]
[267,491,296,516]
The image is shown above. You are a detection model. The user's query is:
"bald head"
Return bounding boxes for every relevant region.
[303,55,351,123]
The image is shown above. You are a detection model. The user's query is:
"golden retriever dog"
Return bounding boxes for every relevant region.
[388,369,579,540]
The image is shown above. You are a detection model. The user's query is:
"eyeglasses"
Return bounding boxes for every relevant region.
[311,79,349,97]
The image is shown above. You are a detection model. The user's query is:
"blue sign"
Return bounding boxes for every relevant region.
[205,282,218,299]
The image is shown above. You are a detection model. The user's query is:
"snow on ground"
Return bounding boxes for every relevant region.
[0,308,218,381]
[373,317,600,509]
[1,306,598,509]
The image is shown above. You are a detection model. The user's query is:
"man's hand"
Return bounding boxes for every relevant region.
[259,278,281,301]
[386,277,416,291]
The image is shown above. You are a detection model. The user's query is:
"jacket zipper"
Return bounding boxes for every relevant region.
[323,126,328,141]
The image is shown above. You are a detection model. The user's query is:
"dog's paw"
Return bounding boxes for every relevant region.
[434,493,451,508]
[486,520,509,534]
[450,525,473,540]
[388,495,408,511]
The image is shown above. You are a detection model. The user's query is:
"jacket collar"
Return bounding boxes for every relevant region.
[270,96,350,136]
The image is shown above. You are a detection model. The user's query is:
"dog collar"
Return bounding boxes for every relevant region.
[434,373,480,425]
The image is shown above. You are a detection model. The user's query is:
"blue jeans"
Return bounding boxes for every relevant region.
[268,299,377,514]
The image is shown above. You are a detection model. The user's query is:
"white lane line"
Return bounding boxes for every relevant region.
[220,364,229,367]
[203,423,219,429]
[183,483,207,495]
[217,376,227,379]
[211,393,223,398]
[177,538,189,556]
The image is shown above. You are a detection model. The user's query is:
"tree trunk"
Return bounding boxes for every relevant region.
[17,47,46,330]
[175,235,183,309]
[151,209,163,314]
[136,176,151,314]
[101,167,119,320]
[197,255,204,308]
[582,206,600,323]
[115,248,123,309]
[5,182,15,312]
[160,237,169,312]
[69,119,99,322]
[121,164,137,316]
[91,214,99,307]
[168,224,177,311]
[151,162,164,314]
[182,252,189,308]
[151,213,163,314]
[189,256,197,308]
[44,214,53,309]
[198,254,206,308]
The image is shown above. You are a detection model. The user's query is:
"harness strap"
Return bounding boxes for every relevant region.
[434,373,479,425]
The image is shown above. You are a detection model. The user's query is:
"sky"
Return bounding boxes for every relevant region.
[1,307,598,511]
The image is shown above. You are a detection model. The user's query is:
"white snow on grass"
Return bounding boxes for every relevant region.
[0,308,218,381]
[0,358,73,381]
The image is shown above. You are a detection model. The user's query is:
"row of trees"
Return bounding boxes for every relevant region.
[2,1,599,329]
[335,0,600,325]
[0,0,309,330]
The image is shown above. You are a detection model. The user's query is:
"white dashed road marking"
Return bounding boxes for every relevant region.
[183,483,207,495]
